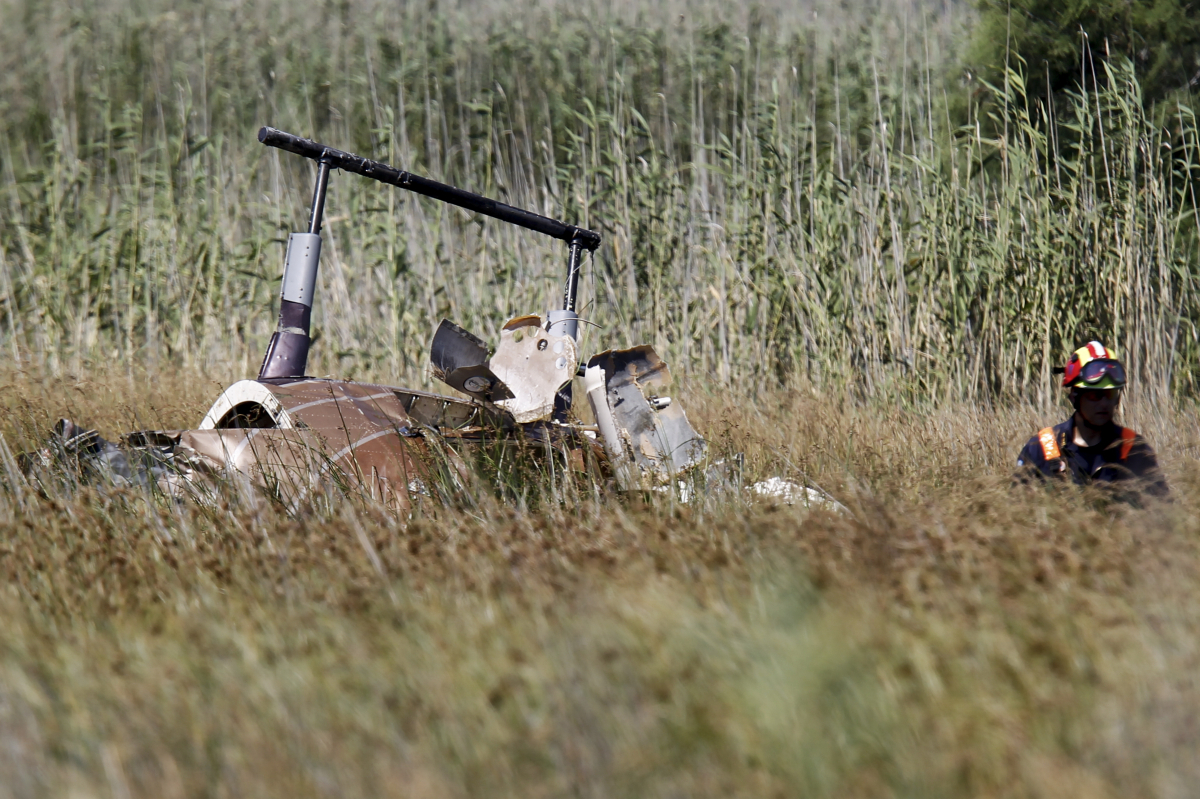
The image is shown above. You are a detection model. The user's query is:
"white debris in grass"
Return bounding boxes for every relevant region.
[749,477,847,513]
[650,475,846,513]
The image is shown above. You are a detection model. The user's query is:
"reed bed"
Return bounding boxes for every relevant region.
[2,0,1197,402]
[3,0,1200,795]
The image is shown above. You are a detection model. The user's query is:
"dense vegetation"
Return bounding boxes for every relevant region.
[969,0,1200,108]
[1,0,1197,400]
[3,0,1200,796]
[2,364,1200,798]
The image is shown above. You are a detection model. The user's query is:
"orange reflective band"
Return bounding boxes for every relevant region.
[1119,427,1136,460]
[1038,427,1061,461]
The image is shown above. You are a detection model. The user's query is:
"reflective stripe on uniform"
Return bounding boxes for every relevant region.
[1119,426,1136,460]
[1038,427,1061,461]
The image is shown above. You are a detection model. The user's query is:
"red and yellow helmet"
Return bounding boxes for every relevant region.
[1061,341,1126,390]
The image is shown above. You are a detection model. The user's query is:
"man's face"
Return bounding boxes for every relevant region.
[1077,388,1120,427]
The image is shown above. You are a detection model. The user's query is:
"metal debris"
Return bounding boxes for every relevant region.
[748,477,848,512]
[488,316,578,424]
[22,127,841,514]
[585,346,706,484]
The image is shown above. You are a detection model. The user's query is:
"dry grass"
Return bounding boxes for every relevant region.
[3,0,1200,794]
[0,366,1198,797]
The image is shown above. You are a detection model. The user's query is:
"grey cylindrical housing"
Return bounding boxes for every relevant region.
[281,233,322,307]
[546,309,579,341]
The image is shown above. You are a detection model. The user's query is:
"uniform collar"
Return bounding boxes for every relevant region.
[1061,414,1121,449]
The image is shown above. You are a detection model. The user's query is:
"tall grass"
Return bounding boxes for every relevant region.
[2,363,1200,796]
[2,0,1196,404]
[5,3,1200,794]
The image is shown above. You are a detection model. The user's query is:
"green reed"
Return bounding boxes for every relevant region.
[0,0,1196,405]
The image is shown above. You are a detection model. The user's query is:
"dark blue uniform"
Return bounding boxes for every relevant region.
[1016,417,1168,498]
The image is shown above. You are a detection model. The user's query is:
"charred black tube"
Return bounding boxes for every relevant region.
[308,160,331,234]
[562,236,585,313]
[257,300,313,379]
[258,126,601,251]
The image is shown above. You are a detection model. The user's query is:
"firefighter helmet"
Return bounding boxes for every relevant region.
[1061,342,1126,390]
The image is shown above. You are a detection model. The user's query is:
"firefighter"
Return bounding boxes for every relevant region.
[1015,342,1168,498]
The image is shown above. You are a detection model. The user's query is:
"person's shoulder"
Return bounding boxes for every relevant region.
[1033,420,1072,448]
[1017,419,1071,466]
[1116,425,1158,455]
[1050,418,1073,437]
[1019,426,1054,464]
[1113,425,1169,495]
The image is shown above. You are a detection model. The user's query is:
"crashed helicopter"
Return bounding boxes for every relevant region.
[23,127,716,511]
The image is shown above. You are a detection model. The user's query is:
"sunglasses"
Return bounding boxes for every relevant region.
[1077,388,1121,402]
[1079,358,1126,386]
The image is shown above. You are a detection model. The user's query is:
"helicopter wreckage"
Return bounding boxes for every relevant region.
[23,128,837,512]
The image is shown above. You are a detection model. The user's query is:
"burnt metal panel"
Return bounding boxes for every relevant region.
[429,320,513,402]
[588,346,706,479]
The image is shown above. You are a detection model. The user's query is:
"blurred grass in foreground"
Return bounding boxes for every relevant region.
[1,367,1200,797]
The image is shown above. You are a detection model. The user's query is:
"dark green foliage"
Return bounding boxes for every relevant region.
[969,0,1200,108]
